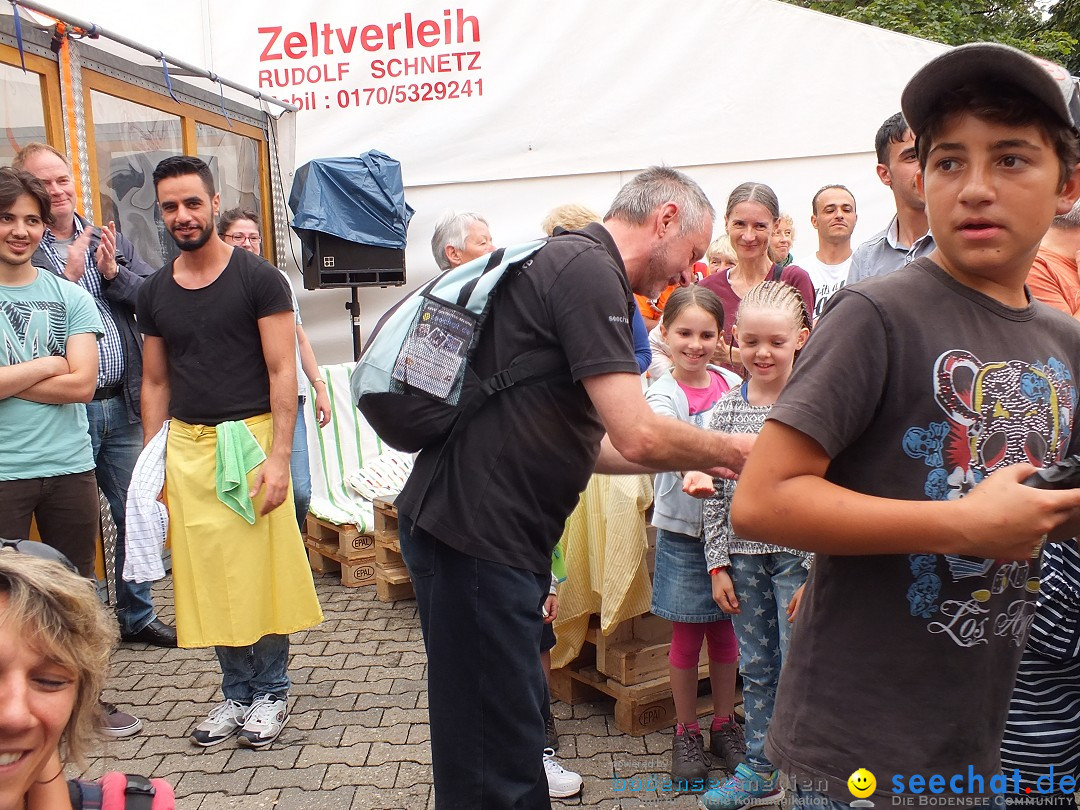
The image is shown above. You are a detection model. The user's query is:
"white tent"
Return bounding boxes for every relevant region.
[43,0,949,362]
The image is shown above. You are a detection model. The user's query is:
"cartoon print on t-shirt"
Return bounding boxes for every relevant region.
[901,350,1075,646]
[906,554,940,619]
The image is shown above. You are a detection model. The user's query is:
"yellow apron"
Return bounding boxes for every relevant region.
[166,414,324,648]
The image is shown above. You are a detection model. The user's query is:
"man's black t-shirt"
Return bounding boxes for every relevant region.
[136,247,293,425]
[395,223,640,574]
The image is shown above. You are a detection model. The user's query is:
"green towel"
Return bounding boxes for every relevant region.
[216,421,267,524]
[551,539,567,584]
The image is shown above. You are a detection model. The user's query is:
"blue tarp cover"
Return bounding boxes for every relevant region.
[289,151,413,249]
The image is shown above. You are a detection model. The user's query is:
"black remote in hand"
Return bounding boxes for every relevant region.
[1022,456,1080,489]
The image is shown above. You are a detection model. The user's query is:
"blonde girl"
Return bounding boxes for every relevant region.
[686,282,813,810]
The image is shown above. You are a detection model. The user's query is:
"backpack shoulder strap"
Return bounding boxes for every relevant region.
[69,778,103,809]
[98,772,172,810]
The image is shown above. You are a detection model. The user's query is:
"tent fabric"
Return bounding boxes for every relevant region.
[289,151,414,249]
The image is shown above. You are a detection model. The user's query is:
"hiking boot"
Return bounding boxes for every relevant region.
[99,701,143,738]
[699,762,785,810]
[671,725,710,783]
[190,699,248,747]
[237,694,288,749]
[545,713,559,751]
[710,718,747,773]
[543,748,583,798]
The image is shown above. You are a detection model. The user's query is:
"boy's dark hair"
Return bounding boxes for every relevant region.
[152,155,216,196]
[915,80,1080,189]
[0,166,53,225]
[874,112,910,165]
[217,207,261,237]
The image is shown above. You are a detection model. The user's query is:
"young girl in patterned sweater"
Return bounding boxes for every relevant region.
[684,281,812,810]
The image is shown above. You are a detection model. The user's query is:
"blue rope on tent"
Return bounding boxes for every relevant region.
[10,1,27,72]
[208,72,233,128]
[159,55,180,104]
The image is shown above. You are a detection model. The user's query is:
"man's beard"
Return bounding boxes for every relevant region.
[172,221,214,252]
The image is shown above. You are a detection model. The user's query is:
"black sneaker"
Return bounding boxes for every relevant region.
[710,719,747,773]
[671,726,710,783]
[545,713,559,751]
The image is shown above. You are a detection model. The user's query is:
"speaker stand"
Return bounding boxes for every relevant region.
[347,288,363,361]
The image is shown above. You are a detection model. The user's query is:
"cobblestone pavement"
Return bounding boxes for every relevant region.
[83,574,738,809]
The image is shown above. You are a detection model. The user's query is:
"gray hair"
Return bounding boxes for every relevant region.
[1053,198,1080,230]
[725,182,780,222]
[431,210,489,271]
[604,166,714,236]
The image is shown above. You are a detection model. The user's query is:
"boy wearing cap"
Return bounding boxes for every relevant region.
[704,44,1080,810]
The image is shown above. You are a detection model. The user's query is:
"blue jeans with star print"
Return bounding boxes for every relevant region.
[729,551,808,773]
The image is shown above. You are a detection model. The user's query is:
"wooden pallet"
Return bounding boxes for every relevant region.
[550,657,714,736]
[375,543,404,567]
[586,614,704,687]
[375,562,414,602]
[372,496,398,535]
[549,609,723,735]
[305,515,376,560]
[371,497,410,599]
[304,537,376,588]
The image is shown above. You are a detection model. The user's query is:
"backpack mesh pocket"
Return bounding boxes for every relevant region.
[390,297,476,403]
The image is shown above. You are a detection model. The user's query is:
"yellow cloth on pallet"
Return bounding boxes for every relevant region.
[550,473,653,670]
[166,414,324,648]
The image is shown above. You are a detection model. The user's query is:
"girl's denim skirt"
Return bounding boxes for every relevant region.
[650,528,728,623]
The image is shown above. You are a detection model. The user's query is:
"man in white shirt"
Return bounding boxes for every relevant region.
[800,184,857,321]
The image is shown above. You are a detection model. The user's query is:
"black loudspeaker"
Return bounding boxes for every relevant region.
[302,231,406,290]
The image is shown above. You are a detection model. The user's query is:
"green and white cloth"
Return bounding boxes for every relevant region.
[304,361,394,531]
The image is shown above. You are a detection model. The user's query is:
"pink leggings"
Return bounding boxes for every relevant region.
[668,619,739,669]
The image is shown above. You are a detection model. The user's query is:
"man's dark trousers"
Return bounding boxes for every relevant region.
[399,515,551,810]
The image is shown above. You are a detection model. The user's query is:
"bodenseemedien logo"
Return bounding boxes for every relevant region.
[849,768,877,808]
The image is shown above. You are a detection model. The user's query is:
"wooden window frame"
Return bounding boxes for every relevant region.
[0,44,64,156]
[81,70,274,264]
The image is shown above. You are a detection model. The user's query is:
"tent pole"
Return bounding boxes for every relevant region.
[11,0,298,113]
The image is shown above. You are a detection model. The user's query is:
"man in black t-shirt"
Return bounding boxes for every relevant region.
[137,157,322,752]
[396,167,756,809]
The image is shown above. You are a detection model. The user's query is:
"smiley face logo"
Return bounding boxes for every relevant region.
[848,768,876,799]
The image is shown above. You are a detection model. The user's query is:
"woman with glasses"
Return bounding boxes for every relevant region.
[217,209,331,531]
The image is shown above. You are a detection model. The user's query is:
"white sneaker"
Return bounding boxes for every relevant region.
[190,699,248,747]
[237,694,288,749]
[544,747,583,798]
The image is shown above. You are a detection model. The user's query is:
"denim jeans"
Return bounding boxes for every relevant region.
[729,552,808,773]
[399,515,551,810]
[215,633,291,704]
[290,395,311,531]
[86,396,156,634]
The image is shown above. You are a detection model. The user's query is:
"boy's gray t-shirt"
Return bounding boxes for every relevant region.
[765,258,1080,801]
